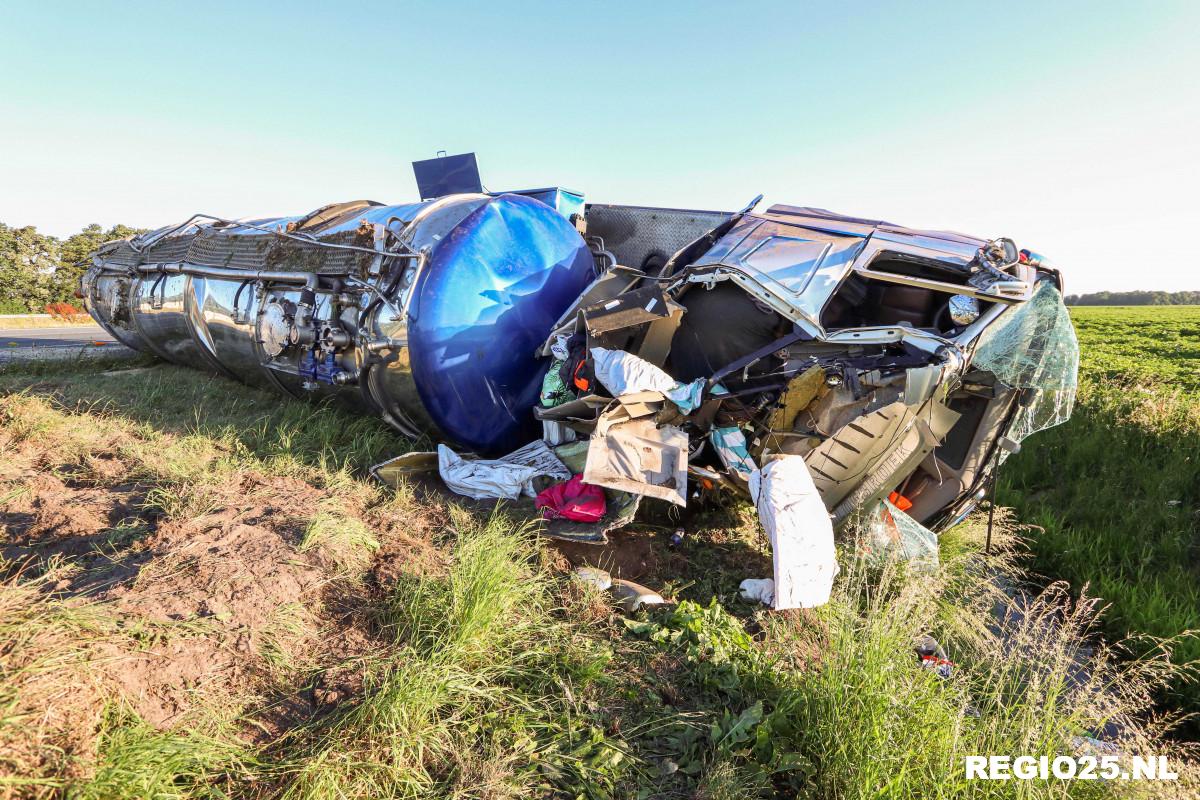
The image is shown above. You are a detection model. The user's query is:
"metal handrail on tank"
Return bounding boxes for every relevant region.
[128,212,424,261]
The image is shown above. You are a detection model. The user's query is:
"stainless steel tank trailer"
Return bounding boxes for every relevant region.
[82,154,1079,558]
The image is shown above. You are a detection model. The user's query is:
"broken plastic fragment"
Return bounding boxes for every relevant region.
[610,578,665,613]
[710,426,756,482]
[573,566,613,592]
[739,578,775,606]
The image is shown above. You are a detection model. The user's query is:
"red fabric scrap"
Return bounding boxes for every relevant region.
[535,475,606,523]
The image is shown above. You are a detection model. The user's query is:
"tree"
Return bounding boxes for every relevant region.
[0,223,60,313]
[1066,290,1200,306]
[53,223,144,302]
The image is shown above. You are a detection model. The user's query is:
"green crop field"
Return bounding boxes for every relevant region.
[1002,305,1200,720]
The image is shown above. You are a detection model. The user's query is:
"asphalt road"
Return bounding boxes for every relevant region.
[1,324,117,348]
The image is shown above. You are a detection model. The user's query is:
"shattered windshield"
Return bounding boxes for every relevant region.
[971,281,1080,449]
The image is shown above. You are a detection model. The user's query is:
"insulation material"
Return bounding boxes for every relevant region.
[750,456,839,610]
[862,499,939,567]
[590,347,706,413]
[584,416,689,506]
[972,282,1079,450]
[764,366,827,432]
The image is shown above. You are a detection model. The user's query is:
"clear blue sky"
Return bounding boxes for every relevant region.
[2,1,1196,293]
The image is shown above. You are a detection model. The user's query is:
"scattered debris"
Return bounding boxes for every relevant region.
[739,578,775,606]
[82,185,1080,609]
[436,440,570,501]
[915,635,954,679]
[862,498,940,568]
[536,475,606,522]
[590,347,706,413]
[610,578,666,614]
[573,566,613,592]
[571,566,665,613]
[751,456,839,610]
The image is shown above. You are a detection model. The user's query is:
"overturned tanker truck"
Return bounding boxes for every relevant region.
[83,162,1079,575]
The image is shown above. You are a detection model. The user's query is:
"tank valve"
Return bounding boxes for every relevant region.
[321,326,352,350]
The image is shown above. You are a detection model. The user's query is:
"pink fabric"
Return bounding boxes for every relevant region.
[535,475,606,523]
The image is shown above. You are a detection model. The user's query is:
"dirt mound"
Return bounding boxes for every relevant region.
[0,458,407,741]
[96,506,328,726]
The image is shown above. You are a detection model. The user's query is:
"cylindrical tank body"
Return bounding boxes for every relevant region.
[82,193,595,454]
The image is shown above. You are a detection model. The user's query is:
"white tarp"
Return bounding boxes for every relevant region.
[749,456,839,610]
[437,441,571,501]
[590,347,706,413]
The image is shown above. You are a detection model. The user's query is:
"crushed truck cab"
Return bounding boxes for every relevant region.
[545,201,1078,538]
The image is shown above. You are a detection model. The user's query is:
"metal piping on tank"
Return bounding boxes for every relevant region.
[83,193,599,454]
[134,262,323,290]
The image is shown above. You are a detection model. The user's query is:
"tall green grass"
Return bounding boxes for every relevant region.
[5,354,1199,797]
[1002,306,1200,719]
[621,518,1199,797]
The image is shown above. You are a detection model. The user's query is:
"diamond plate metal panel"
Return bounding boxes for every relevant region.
[584,204,731,271]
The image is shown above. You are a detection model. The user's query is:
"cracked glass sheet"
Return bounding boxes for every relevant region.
[972,282,1079,450]
[862,499,939,568]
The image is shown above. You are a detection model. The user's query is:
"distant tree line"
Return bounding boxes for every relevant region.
[1066,290,1200,306]
[0,222,145,314]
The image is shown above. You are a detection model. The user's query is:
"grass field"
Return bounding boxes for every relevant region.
[1,336,1198,797]
[1001,305,1200,722]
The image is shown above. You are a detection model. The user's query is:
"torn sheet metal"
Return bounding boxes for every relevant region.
[583,286,673,336]
[371,450,440,485]
[750,456,839,610]
[584,413,689,506]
